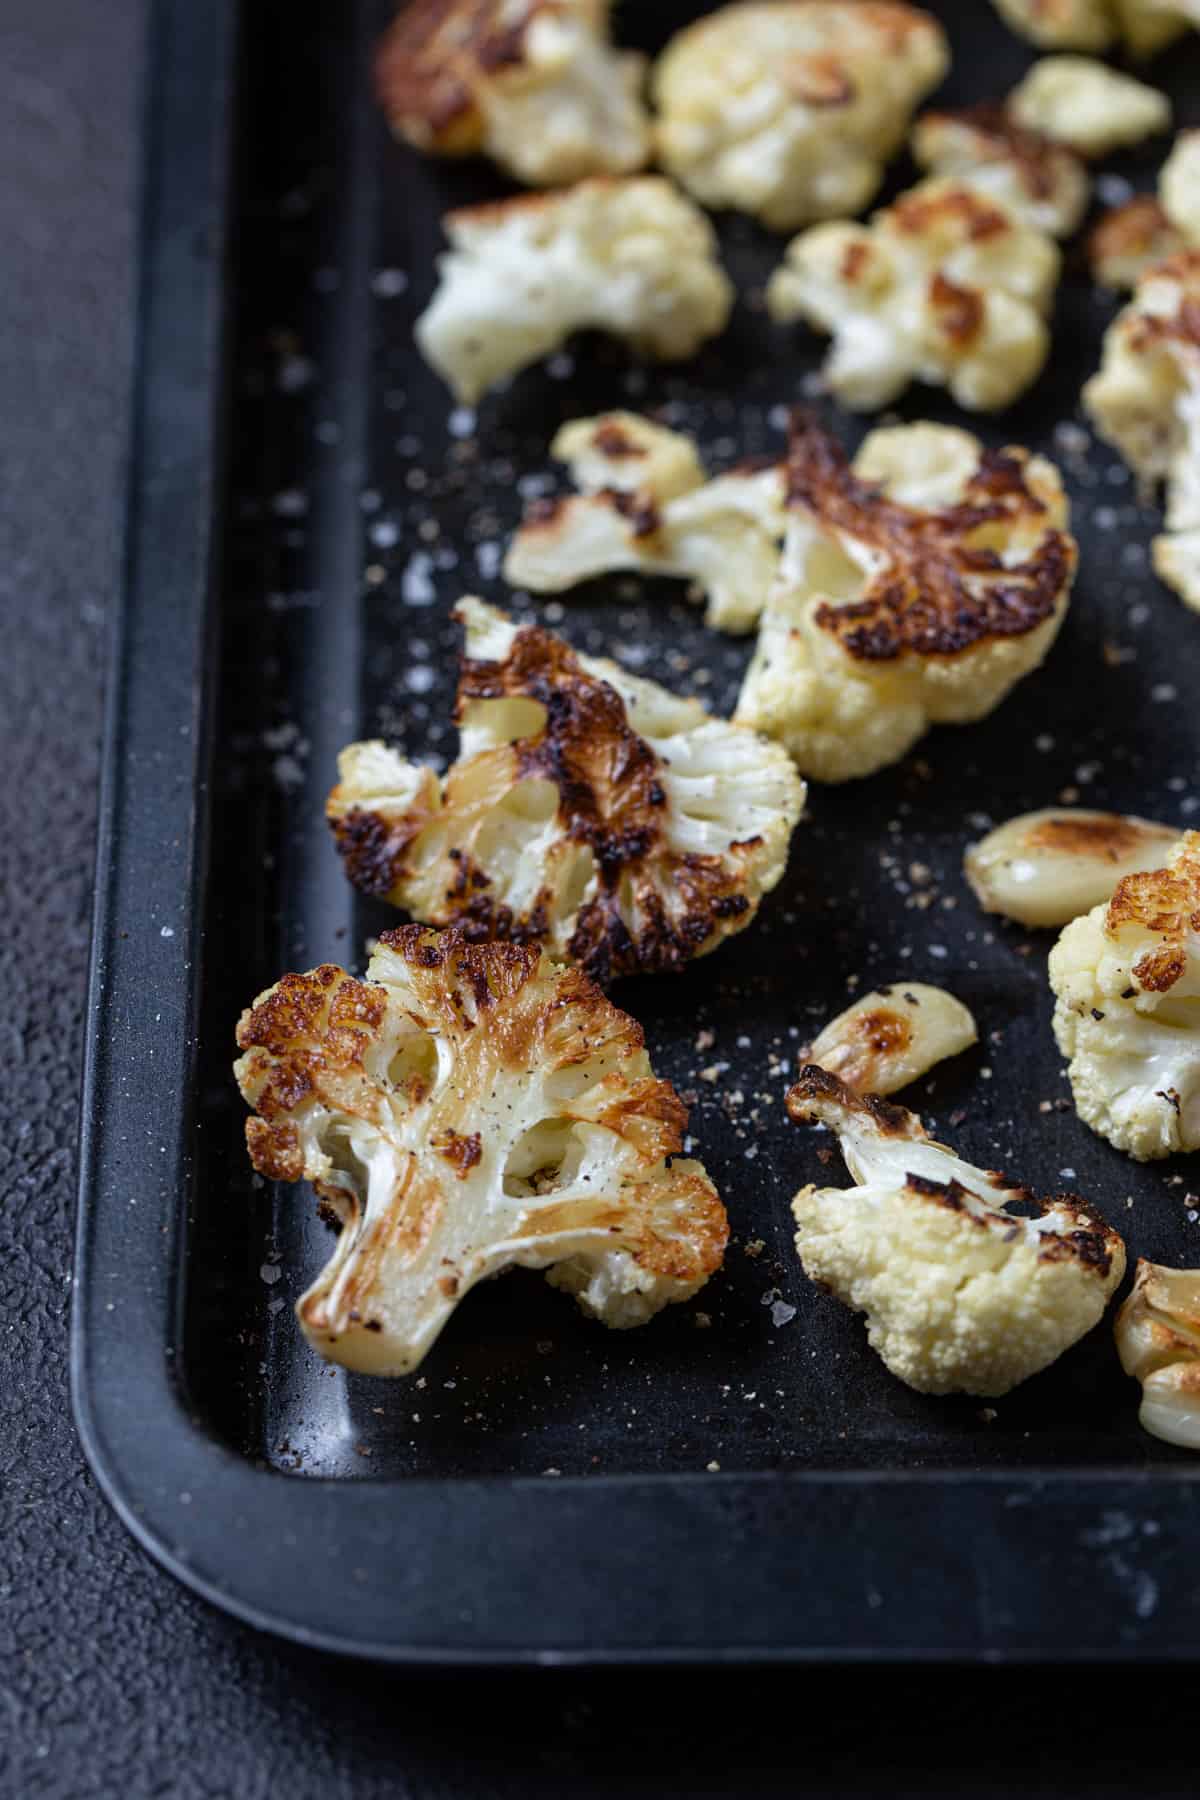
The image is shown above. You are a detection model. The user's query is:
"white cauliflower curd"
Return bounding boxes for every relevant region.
[966,808,1181,927]
[804,982,978,1095]
[1083,250,1200,612]
[990,0,1197,56]
[374,0,650,186]
[734,416,1077,782]
[504,412,788,633]
[1049,830,1200,1160]
[651,1,948,232]
[787,1065,1126,1396]
[415,178,734,403]
[1115,1259,1200,1450]
[327,597,806,985]
[767,178,1060,411]
[912,103,1089,238]
[1009,56,1170,157]
[234,927,728,1376]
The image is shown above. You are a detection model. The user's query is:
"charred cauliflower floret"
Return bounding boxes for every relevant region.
[1090,135,1200,291]
[374,0,650,186]
[504,412,788,634]
[1049,831,1200,1161]
[787,1066,1126,1397]
[734,416,1077,782]
[1115,1259,1200,1450]
[804,982,978,1096]
[415,178,734,404]
[912,104,1089,238]
[1083,250,1200,612]
[966,808,1181,928]
[234,927,728,1376]
[767,178,1059,412]
[651,1,948,233]
[1009,57,1170,158]
[328,597,806,985]
[989,0,1193,56]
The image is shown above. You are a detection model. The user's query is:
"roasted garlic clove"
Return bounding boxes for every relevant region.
[804,982,977,1095]
[965,808,1179,928]
[1115,1259,1200,1450]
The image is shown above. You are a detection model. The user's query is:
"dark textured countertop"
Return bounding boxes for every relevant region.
[3,3,1196,1794]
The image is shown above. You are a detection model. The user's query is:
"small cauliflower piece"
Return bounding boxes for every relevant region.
[990,0,1192,57]
[328,597,806,985]
[504,413,788,634]
[1160,131,1200,247]
[966,808,1181,928]
[415,178,734,404]
[767,178,1059,412]
[734,416,1077,782]
[1009,56,1170,158]
[1083,250,1200,612]
[234,927,728,1376]
[651,2,948,233]
[1050,830,1200,1161]
[805,982,978,1095]
[787,1067,1126,1396]
[912,104,1089,239]
[1089,134,1200,291]
[1115,1259,1200,1450]
[374,0,650,187]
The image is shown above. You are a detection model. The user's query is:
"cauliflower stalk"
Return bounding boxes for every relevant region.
[651,2,949,232]
[912,102,1089,239]
[1083,250,1200,612]
[234,927,728,1376]
[734,416,1077,782]
[989,0,1196,56]
[374,0,650,186]
[787,1066,1126,1397]
[767,177,1060,412]
[328,597,806,984]
[504,412,788,634]
[1049,830,1200,1161]
[416,177,734,404]
[1115,1259,1200,1450]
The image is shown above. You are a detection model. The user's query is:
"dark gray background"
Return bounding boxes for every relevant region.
[2,2,1196,1794]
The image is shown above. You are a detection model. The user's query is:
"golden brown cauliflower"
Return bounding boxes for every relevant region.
[328,597,806,985]
[415,178,734,404]
[1049,831,1200,1160]
[234,927,728,1376]
[651,1,948,232]
[1115,1259,1200,1450]
[1083,249,1200,612]
[990,0,1195,56]
[374,0,650,186]
[503,412,788,634]
[1090,133,1200,291]
[767,178,1060,411]
[787,1066,1126,1397]
[912,103,1089,238]
[734,416,1077,782]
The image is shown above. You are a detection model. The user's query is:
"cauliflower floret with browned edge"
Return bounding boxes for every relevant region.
[734,416,1077,783]
[1083,250,1200,612]
[767,178,1059,412]
[787,1066,1126,1397]
[1090,134,1200,291]
[966,808,1181,927]
[912,103,1089,238]
[1009,56,1170,157]
[990,0,1193,57]
[651,2,948,232]
[234,927,728,1376]
[1050,831,1200,1160]
[328,597,806,986]
[504,412,788,634]
[1115,1259,1200,1450]
[374,0,650,187]
[804,982,978,1096]
[416,178,734,404]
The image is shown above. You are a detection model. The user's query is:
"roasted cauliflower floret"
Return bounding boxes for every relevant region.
[966,808,1181,927]
[1115,1259,1200,1450]
[374,0,650,186]
[328,597,806,985]
[1009,56,1170,158]
[415,178,734,404]
[989,0,1192,57]
[504,412,788,634]
[651,2,948,232]
[911,104,1089,238]
[234,927,728,1376]
[1090,134,1200,291]
[734,416,1077,782]
[767,178,1059,412]
[787,1066,1126,1397]
[804,982,978,1096]
[1049,830,1200,1160]
[1083,250,1200,612]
